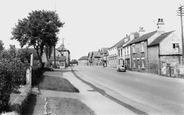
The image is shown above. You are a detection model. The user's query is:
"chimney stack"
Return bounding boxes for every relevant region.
[157,18,165,34]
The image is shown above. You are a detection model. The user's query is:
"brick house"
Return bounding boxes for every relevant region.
[122,32,139,70]
[148,30,182,76]
[125,31,159,72]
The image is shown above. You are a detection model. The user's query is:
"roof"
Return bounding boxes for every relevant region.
[100,48,109,54]
[148,31,174,47]
[78,56,88,60]
[110,38,125,49]
[88,51,101,58]
[126,31,157,46]
[92,51,101,58]
[57,44,70,54]
[49,56,66,61]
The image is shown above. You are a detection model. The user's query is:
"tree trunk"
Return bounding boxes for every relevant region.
[54,45,56,68]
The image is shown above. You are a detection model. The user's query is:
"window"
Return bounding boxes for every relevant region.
[133,58,136,68]
[141,42,144,53]
[173,43,179,53]
[132,44,135,53]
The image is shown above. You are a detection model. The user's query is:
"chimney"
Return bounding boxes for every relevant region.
[157,18,165,34]
[130,32,139,41]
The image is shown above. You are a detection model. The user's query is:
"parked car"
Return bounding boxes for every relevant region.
[117,64,126,72]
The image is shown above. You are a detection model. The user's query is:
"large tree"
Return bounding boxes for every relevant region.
[11,10,64,67]
[0,40,4,53]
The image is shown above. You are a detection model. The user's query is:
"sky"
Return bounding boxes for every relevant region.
[0,0,184,59]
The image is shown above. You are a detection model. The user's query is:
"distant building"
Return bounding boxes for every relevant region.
[87,51,101,65]
[57,44,70,67]
[99,47,109,65]
[42,38,70,68]
[78,56,88,65]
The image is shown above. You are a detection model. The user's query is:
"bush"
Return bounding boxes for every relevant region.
[0,71,12,113]
[0,48,29,113]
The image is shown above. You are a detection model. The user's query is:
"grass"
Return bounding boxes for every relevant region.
[47,97,96,115]
[39,75,79,93]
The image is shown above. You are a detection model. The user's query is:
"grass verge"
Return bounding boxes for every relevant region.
[39,75,79,93]
[47,97,96,115]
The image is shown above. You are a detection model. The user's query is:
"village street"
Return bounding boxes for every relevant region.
[72,65,184,115]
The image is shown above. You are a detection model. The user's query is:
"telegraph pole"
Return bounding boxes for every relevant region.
[177,5,184,62]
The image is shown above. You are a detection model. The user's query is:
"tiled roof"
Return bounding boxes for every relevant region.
[148,31,174,47]
[110,38,125,49]
[101,48,109,54]
[126,31,157,46]
[78,56,88,60]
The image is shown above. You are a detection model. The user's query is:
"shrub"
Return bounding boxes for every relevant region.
[0,71,12,113]
[0,48,29,113]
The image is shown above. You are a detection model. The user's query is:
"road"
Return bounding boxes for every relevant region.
[72,65,184,115]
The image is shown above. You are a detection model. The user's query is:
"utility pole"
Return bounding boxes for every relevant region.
[177,5,184,63]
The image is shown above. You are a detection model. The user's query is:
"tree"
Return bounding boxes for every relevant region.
[17,48,38,63]
[0,40,4,53]
[11,10,64,67]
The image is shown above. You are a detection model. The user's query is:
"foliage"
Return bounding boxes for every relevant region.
[17,48,38,63]
[0,40,4,53]
[0,70,12,113]
[0,46,29,113]
[11,10,64,67]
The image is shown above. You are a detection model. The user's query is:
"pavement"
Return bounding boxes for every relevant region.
[34,67,137,115]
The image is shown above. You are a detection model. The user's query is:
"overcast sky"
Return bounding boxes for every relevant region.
[0,0,184,59]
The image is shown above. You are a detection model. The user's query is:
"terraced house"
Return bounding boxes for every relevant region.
[122,32,139,70]
[108,38,124,67]
[125,18,165,72]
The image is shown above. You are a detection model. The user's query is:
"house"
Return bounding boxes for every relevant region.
[125,18,170,72]
[78,56,88,65]
[57,44,70,67]
[42,38,70,68]
[122,32,139,70]
[49,55,66,68]
[99,47,109,65]
[126,31,161,72]
[108,38,124,68]
[117,39,125,65]
[147,30,182,76]
[87,51,101,65]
